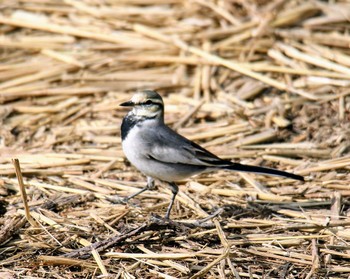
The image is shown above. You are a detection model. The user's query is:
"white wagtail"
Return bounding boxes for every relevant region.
[120,90,304,219]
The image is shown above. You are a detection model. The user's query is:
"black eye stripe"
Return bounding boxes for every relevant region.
[140,100,162,106]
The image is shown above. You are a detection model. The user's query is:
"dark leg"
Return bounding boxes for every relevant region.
[164,182,179,219]
[125,176,155,201]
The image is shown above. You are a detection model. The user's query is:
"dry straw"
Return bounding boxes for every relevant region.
[0,0,349,278]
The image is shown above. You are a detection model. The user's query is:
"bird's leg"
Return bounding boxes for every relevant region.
[164,182,179,219]
[108,177,155,205]
[125,176,155,201]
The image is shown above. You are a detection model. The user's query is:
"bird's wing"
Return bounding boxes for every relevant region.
[144,125,230,167]
[141,124,304,181]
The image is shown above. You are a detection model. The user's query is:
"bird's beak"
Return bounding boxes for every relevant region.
[120,100,134,107]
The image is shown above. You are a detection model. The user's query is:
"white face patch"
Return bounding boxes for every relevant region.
[131,92,147,104]
[129,91,163,118]
[133,104,159,117]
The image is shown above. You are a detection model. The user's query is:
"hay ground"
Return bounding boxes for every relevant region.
[0,0,350,278]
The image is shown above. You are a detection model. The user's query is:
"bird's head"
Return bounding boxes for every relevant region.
[120,90,164,119]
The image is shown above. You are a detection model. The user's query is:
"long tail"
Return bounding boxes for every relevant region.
[224,162,304,181]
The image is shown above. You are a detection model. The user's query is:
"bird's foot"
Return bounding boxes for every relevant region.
[107,195,143,209]
[150,208,224,229]
[106,195,129,204]
[149,214,189,231]
[196,207,224,224]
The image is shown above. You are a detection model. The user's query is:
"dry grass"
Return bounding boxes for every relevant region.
[0,0,350,278]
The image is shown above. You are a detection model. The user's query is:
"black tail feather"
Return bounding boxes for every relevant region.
[224,162,304,181]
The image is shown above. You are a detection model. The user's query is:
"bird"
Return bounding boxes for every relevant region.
[120,90,304,219]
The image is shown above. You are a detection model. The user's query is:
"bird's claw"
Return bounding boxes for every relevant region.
[107,195,129,204]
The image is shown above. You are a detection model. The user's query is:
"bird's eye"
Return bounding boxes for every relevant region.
[144,100,153,105]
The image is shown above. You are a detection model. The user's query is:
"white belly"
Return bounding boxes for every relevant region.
[122,125,204,182]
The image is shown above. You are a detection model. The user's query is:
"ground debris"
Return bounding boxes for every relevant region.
[0,1,350,278]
